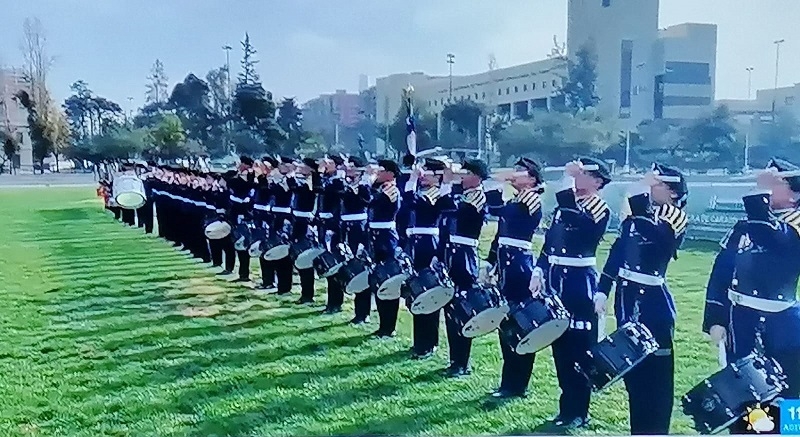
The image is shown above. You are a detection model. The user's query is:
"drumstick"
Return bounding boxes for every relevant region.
[717,341,727,369]
[597,314,607,342]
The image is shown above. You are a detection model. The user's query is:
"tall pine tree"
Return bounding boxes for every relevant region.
[238,33,260,86]
[556,43,600,113]
[145,59,169,104]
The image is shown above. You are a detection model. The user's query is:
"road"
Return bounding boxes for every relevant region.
[0,173,97,188]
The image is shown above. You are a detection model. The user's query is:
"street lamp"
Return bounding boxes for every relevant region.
[772,39,785,113]
[746,67,754,99]
[446,53,455,101]
[222,44,233,154]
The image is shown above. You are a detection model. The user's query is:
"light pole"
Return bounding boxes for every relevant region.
[446,53,455,101]
[127,96,134,124]
[222,44,233,154]
[746,67,754,99]
[772,39,784,113]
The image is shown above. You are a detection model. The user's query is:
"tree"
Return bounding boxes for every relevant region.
[378,99,438,157]
[277,97,306,155]
[231,83,284,154]
[1,129,21,174]
[238,33,260,86]
[145,59,169,105]
[14,90,53,173]
[63,81,123,141]
[46,107,71,171]
[676,105,741,170]
[92,127,149,162]
[555,43,600,113]
[148,114,186,161]
[440,100,485,148]
[20,17,54,109]
[169,73,225,154]
[206,66,231,115]
[757,110,800,163]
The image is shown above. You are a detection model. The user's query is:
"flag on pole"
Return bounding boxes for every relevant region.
[406,99,417,156]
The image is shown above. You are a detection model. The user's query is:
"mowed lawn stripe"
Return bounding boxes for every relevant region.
[1,188,726,436]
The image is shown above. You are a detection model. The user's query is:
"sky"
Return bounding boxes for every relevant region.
[1,0,799,113]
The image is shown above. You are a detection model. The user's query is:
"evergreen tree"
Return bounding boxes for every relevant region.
[238,33,260,86]
[145,59,169,104]
[556,43,600,113]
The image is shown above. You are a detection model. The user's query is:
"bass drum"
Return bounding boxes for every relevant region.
[576,322,660,392]
[402,267,455,315]
[446,285,510,338]
[113,175,147,209]
[499,296,571,355]
[682,355,787,434]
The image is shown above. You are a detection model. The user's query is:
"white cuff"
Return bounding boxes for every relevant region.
[626,182,651,199]
[482,180,504,192]
[335,170,346,178]
[404,175,418,193]
[556,176,576,193]
[360,174,376,186]
[532,267,544,278]
[593,292,608,302]
[439,183,453,197]
[286,171,297,179]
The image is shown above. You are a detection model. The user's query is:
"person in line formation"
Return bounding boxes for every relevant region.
[100,153,800,436]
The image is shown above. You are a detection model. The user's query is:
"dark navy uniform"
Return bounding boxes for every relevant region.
[208,181,236,274]
[598,164,688,435]
[535,159,611,427]
[703,159,800,403]
[288,158,319,304]
[404,159,456,358]
[341,156,373,324]
[270,160,296,295]
[253,171,275,288]
[444,159,489,375]
[227,172,256,282]
[135,164,155,233]
[486,158,545,397]
[397,153,415,251]
[317,159,346,313]
[370,160,402,337]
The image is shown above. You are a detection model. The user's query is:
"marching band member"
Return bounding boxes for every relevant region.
[703,158,800,405]
[317,155,346,314]
[342,156,373,325]
[369,159,403,337]
[483,157,544,398]
[443,159,489,377]
[253,157,278,290]
[135,162,155,234]
[397,153,416,252]
[227,156,257,283]
[288,158,321,304]
[531,158,611,429]
[208,172,236,275]
[404,157,456,359]
[269,157,297,296]
[118,161,138,227]
[597,163,688,435]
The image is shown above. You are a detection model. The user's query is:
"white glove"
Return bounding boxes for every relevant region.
[356,243,366,257]
[709,325,727,344]
[529,268,545,297]
[593,293,608,315]
[478,262,493,284]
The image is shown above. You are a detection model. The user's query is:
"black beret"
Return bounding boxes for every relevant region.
[223,170,238,179]
[301,157,318,169]
[423,158,447,173]
[402,153,416,168]
[767,157,800,192]
[462,159,489,180]
[515,157,543,180]
[348,156,366,168]
[330,155,345,166]
[578,156,612,186]
[280,156,295,164]
[239,156,254,166]
[146,160,157,167]
[262,156,279,167]
[378,159,400,177]
[652,162,688,207]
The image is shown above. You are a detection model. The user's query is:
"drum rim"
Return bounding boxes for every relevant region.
[514,319,569,355]
[461,306,509,338]
[318,263,345,278]
[294,248,327,269]
[345,271,371,294]
[409,286,456,315]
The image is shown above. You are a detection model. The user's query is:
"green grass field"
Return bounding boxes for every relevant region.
[0,188,727,436]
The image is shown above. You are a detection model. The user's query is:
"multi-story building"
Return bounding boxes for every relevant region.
[0,67,33,171]
[302,89,363,134]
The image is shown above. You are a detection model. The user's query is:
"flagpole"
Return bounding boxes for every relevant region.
[404,84,417,158]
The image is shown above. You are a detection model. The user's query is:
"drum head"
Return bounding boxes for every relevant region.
[515,319,569,355]
[294,248,326,270]
[377,274,408,300]
[263,245,290,261]
[462,304,510,338]
[116,192,145,209]
[346,271,371,294]
[409,286,456,315]
[248,241,263,258]
[205,222,231,240]
[320,263,344,278]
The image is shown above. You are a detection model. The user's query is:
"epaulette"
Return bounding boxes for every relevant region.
[657,204,688,235]
[382,183,399,203]
[463,188,486,211]
[422,187,440,204]
[578,194,610,223]
[779,209,800,236]
[515,189,542,216]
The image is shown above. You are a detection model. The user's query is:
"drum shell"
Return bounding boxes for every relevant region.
[446,285,509,338]
[204,219,232,240]
[232,223,252,252]
[262,234,290,260]
[370,259,406,289]
[289,238,325,269]
[577,322,660,392]
[313,251,347,278]
[403,267,455,315]
[498,296,570,355]
[338,258,371,294]
[113,175,147,209]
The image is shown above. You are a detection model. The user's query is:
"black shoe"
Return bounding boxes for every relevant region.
[322,307,342,315]
[231,278,250,283]
[210,264,222,269]
[552,416,590,430]
[350,317,369,325]
[295,298,313,305]
[444,366,471,378]
[411,347,437,360]
[372,329,396,338]
[255,283,276,291]
[490,389,526,399]
[216,270,233,276]
[276,290,291,296]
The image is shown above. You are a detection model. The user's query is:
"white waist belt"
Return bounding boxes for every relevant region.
[569,320,593,330]
[408,227,439,236]
[229,195,250,203]
[619,268,665,287]
[293,211,314,219]
[449,235,479,247]
[728,290,794,313]
[370,221,396,230]
[549,256,596,267]
[253,204,270,211]
[271,206,291,214]
[318,212,334,219]
[204,204,216,210]
[498,237,532,250]
[215,208,225,214]
[342,213,368,221]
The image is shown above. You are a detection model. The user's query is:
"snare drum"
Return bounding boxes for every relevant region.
[232,223,252,252]
[313,250,346,278]
[338,258,372,294]
[248,226,267,258]
[446,285,510,338]
[371,258,411,300]
[204,218,231,240]
[112,174,147,209]
[575,322,660,392]
[403,267,456,315]
[682,355,787,434]
[499,296,570,355]
[289,238,326,270]
[261,234,290,261]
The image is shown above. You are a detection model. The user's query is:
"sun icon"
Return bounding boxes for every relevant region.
[744,405,775,433]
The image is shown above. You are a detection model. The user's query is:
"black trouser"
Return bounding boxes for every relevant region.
[354,290,372,320]
[111,206,121,220]
[498,331,536,394]
[320,218,343,309]
[445,306,472,368]
[553,323,598,420]
[121,208,135,226]
[274,256,294,294]
[624,346,674,435]
[342,220,370,320]
[299,268,315,301]
[326,276,344,309]
[259,257,275,286]
[413,311,440,354]
[237,250,250,280]
[136,201,154,233]
[376,293,400,332]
